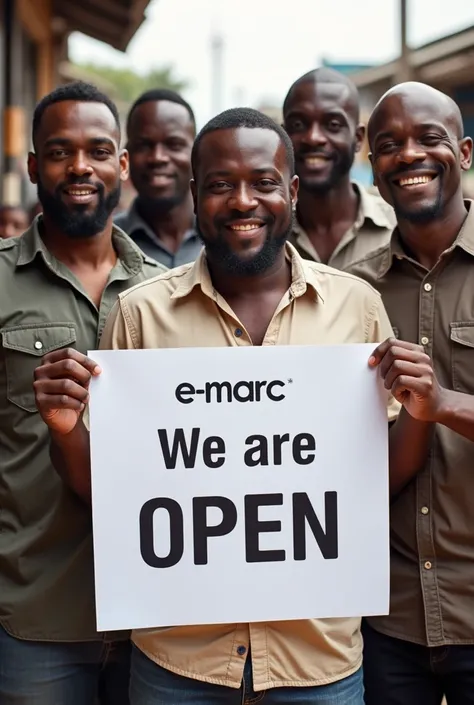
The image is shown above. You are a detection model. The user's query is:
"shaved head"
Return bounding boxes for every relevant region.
[283,67,360,122]
[368,82,464,149]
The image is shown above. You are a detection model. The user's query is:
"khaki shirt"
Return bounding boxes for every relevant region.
[0,218,165,641]
[290,182,395,270]
[99,243,399,690]
[348,200,474,647]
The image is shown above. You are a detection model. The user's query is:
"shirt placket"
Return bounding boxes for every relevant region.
[416,267,444,646]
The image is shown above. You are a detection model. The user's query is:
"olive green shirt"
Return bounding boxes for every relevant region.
[348,200,474,647]
[0,218,165,641]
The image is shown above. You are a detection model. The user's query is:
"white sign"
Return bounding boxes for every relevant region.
[89,344,389,632]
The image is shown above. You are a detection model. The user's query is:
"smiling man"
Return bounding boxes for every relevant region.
[348,82,474,705]
[283,68,395,269]
[0,81,165,704]
[115,89,201,267]
[33,107,448,705]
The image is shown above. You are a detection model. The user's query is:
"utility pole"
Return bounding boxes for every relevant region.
[210,33,224,116]
[396,0,413,83]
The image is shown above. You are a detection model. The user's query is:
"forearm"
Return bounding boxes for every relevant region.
[435,388,474,442]
[388,407,433,497]
[50,420,91,504]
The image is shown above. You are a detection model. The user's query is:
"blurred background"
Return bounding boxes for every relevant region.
[1,0,474,210]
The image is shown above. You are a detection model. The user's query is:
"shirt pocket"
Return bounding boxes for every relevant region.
[1,323,77,412]
[450,321,474,394]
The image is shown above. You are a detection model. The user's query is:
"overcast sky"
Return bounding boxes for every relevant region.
[69,0,474,128]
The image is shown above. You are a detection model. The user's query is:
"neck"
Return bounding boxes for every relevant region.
[40,214,116,268]
[208,249,291,300]
[296,176,357,229]
[136,193,194,241]
[397,195,468,270]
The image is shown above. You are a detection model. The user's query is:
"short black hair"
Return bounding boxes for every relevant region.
[191,107,295,178]
[283,67,360,122]
[32,81,121,150]
[126,89,196,136]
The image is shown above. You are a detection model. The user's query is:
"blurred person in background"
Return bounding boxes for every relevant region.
[283,67,394,269]
[0,80,164,705]
[350,81,474,705]
[115,89,201,267]
[0,204,28,239]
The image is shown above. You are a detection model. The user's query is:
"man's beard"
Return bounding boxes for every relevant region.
[137,192,185,215]
[298,143,356,194]
[37,176,121,238]
[196,211,295,276]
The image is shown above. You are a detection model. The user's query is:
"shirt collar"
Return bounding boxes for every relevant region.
[170,242,323,303]
[17,214,156,277]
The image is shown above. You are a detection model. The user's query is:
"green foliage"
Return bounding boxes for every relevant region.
[72,63,188,103]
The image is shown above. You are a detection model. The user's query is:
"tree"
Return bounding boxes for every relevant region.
[71,63,188,103]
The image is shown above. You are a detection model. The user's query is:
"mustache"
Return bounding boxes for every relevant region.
[385,163,444,182]
[56,177,104,191]
[297,148,335,159]
[213,212,274,228]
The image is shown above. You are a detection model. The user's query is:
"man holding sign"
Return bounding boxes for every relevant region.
[35,108,443,704]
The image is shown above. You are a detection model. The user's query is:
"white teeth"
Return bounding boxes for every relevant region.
[306,157,328,165]
[68,190,94,195]
[230,224,261,231]
[399,175,433,187]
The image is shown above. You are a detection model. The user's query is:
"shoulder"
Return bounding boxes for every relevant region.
[304,258,382,301]
[0,236,21,268]
[345,244,391,287]
[118,262,194,307]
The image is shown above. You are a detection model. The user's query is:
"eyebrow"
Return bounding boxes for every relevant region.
[205,167,281,178]
[374,122,449,143]
[44,136,117,149]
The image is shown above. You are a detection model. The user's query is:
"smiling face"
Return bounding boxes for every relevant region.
[369,87,472,224]
[28,100,128,238]
[191,126,298,276]
[283,79,363,193]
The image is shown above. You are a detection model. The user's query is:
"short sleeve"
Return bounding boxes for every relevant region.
[366,294,401,423]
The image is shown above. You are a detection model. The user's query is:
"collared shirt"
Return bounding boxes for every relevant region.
[114,199,202,268]
[348,200,474,647]
[98,243,399,690]
[290,182,395,270]
[0,217,165,642]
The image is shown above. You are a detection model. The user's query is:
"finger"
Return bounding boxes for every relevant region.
[369,337,424,366]
[391,375,434,400]
[40,348,101,375]
[378,349,432,380]
[34,378,90,404]
[382,361,432,390]
[34,358,97,385]
[35,392,86,413]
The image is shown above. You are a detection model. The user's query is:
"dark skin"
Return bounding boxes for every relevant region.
[127,100,195,253]
[0,206,28,238]
[34,127,442,503]
[28,101,129,306]
[284,78,364,263]
[369,81,474,449]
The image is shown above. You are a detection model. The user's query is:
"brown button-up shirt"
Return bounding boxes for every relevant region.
[0,218,165,641]
[348,200,474,647]
[99,243,399,690]
[290,182,395,270]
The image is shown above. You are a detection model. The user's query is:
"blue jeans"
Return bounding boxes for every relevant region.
[0,624,131,704]
[130,644,364,704]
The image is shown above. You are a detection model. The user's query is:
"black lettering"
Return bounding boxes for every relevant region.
[157,428,200,469]
[233,380,254,402]
[273,433,290,465]
[139,498,184,568]
[266,380,285,401]
[244,435,269,466]
[255,380,267,401]
[202,436,226,468]
[292,433,316,465]
[175,382,195,404]
[205,381,232,403]
[293,492,338,560]
[193,496,238,565]
[245,493,285,562]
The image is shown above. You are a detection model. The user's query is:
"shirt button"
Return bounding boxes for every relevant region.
[235,328,243,338]
[236,645,247,656]
[424,561,432,570]
[423,283,432,292]
[34,340,43,350]
[421,506,429,515]
[421,336,429,345]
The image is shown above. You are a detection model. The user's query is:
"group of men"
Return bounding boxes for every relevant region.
[0,65,473,705]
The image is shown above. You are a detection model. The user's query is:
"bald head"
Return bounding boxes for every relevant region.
[368,82,464,149]
[283,67,360,122]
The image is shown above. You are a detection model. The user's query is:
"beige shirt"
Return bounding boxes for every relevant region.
[290,182,395,270]
[99,243,399,691]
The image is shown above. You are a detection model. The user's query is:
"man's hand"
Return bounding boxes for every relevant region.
[34,348,101,435]
[369,337,442,423]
